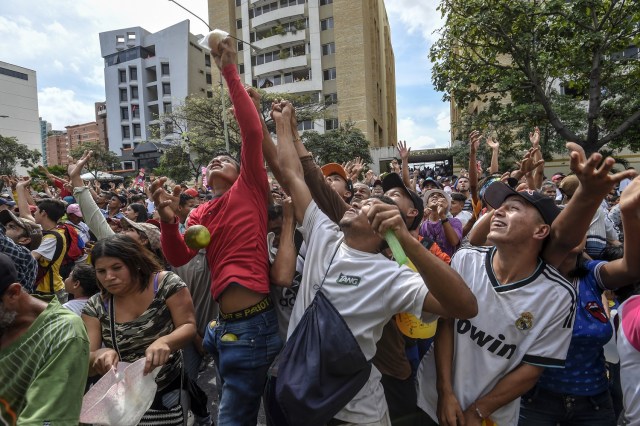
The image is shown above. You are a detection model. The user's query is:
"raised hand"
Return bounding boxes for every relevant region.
[517,147,544,176]
[212,37,237,70]
[397,140,410,161]
[567,142,637,201]
[619,176,640,219]
[351,157,365,178]
[529,127,541,148]
[469,130,481,152]
[150,177,181,223]
[67,150,93,187]
[486,135,499,150]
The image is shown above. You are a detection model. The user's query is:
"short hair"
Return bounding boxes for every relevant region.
[212,150,240,172]
[128,203,148,222]
[91,234,162,294]
[450,192,467,203]
[37,199,66,222]
[179,193,195,207]
[70,263,99,297]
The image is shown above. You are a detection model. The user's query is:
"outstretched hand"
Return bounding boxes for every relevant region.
[397,140,410,161]
[517,147,544,175]
[567,142,637,201]
[150,177,181,223]
[469,130,481,152]
[212,37,237,70]
[529,127,540,147]
[67,150,93,188]
[486,136,499,150]
[619,176,640,219]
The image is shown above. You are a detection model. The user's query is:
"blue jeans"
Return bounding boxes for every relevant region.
[519,386,616,426]
[204,309,282,426]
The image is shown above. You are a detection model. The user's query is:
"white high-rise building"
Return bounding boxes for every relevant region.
[0,61,41,174]
[99,20,212,169]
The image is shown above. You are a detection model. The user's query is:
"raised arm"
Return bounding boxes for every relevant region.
[486,136,499,175]
[397,140,412,188]
[468,131,481,204]
[274,101,311,224]
[270,198,298,287]
[543,143,637,268]
[15,179,35,222]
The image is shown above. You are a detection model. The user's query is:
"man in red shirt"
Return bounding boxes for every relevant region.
[152,37,280,425]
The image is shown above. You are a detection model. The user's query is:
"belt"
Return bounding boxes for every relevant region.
[219,297,273,322]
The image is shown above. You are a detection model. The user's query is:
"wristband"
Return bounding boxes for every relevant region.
[440,218,449,224]
[473,403,485,420]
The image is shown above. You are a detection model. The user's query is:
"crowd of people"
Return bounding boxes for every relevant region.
[1,36,640,426]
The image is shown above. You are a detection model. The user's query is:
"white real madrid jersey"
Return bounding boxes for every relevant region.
[417,246,577,425]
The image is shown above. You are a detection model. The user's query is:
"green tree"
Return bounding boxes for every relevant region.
[431,0,640,155]
[301,121,373,165]
[0,134,42,175]
[69,141,120,179]
[157,86,329,182]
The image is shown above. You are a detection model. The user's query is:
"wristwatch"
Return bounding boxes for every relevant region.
[440,217,449,224]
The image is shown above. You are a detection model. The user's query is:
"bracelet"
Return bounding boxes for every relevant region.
[440,218,449,224]
[473,404,485,420]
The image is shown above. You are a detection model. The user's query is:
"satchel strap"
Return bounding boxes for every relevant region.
[316,242,341,293]
[108,295,122,361]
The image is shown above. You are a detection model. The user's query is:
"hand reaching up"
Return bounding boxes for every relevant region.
[150,177,181,223]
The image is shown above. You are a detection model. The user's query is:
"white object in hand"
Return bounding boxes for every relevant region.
[199,29,229,55]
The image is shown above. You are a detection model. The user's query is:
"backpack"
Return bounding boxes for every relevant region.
[36,224,85,292]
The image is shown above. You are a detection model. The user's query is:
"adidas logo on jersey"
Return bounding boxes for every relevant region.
[457,319,517,360]
[336,273,361,287]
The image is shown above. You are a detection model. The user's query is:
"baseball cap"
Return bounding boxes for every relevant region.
[0,210,43,250]
[63,195,75,204]
[382,173,424,230]
[0,198,16,207]
[120,217,161,251]
[484,182,561,225]
[421,177,443,190]
[551,172,566,181]
[0,253,19,296]
[423,189,452,212]
[67,203,83,218]
[321,163,349,183]
[559,175,579,199]
[184,188,199,197]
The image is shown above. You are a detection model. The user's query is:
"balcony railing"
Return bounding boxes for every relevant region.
[251,4,305,29]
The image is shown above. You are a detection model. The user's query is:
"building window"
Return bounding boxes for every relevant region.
[163,83,171,95]
[161,63,170,76]
[164,102,172,113]
[129,66,137,81]
[325,118,339,130]
[131,104,140,119]
[236,0,242,5]
[116,35,125,43]
[118,69,127,83]
[236,19,243,29]
[297,120,314,131]
[119,88,128,101]
[238,64,245,74]
[130,86,139,100]
[206,73,212,84]
[322,42,336,55]
[323,68,336,80]
[165,122,174,134]
[0,66,28,80]
[127,32,136,41]
[321,17,334,31]
[205,54,211,67]
[207,91,213,98]
[123,161,134,169]
[253,1,278,18]
[122,143,132,149]
[280,0,304,6]
[120,107,129,120]
[320,0,332,4]
[238,41,244,51]
[122,125,130,139]
[133,123,141,137]
[325,93,338,104]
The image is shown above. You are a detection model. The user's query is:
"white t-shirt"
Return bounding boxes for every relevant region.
[617,295,640,423]
[454,210,473,227]
[63,298,89,316]
[417,246,577,425]
[288,201,431,423]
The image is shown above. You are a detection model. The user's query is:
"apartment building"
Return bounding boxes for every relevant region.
[0,61,41,174]
[99,20,212,168]
[95,101,109,150]
[39,118,51,167]
[45,131,67,167]
[208,0,396,147]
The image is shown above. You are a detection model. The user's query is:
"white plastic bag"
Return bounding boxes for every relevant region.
[80,358,160,426]
[198,29,229,55]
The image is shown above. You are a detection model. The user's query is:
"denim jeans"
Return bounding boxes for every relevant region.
[204,308,283,426]
[519,386,616,426]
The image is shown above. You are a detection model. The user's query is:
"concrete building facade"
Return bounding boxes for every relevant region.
[0,61,41,174]
[45,131,67,167]
[95,101,109,150]
[99,20,212,169]
[39,118,52,167]
[207,0,396,147]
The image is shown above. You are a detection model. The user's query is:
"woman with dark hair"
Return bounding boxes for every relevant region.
[81,234,196,421]
[124,202,149,223]
[519,178,640,426]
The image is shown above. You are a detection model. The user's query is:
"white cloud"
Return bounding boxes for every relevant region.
[385,0,444,44]
[38,87,96,129]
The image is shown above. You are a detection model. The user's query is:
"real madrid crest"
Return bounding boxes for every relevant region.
[515,312,534,331]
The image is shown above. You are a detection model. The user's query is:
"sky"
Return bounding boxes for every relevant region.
[1,0,449,150]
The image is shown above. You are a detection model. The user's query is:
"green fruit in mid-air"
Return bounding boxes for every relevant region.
[184,225,211,249]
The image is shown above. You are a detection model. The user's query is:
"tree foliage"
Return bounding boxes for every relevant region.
[0,134,41,175]
[432,0,640,155]
[156,86,329,182]
[301,121,373,165]
[69,141,120,179]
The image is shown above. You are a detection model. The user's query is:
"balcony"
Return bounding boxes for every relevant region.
[263,77,320,94]
[252,4,305,29]
[254,54,307,76]
[254,29,305,51]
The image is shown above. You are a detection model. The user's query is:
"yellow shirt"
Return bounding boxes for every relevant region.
[35,229,67,293]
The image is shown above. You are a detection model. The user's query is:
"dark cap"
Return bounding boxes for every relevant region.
[0,210,43,250]
[0,253,19,296]
[382,173,424,230]
[484,182,561,225]
[421,177,443,190]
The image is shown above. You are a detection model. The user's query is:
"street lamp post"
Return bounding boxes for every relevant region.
[167,0,259,153]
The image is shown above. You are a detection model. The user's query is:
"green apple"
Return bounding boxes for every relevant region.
[184,225,211,249]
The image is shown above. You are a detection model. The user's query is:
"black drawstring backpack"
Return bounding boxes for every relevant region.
[265,245,372,426]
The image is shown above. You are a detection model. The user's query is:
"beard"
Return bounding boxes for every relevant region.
[0,302,17,331]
